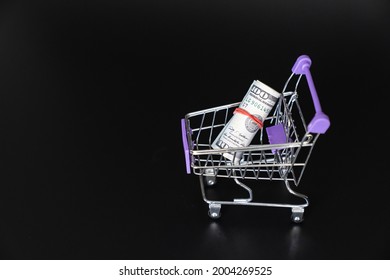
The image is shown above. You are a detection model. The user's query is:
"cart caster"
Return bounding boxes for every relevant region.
[291,207,304,223]
[208,203,221,219]
[204,169,217,186]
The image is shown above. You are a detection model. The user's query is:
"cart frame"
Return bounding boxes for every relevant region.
[181,55,330,222]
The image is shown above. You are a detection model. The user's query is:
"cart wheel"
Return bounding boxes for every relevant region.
[204,168,217,186]
[204,175,217,186]
[208,203,221,219]
[291,207,304,223]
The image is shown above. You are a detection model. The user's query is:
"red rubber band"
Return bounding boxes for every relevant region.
[234,107,263,128]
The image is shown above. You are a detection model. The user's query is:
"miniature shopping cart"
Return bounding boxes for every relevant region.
[181,55,330,223]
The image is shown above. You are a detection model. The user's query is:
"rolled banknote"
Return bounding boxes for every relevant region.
[211,80,281,164]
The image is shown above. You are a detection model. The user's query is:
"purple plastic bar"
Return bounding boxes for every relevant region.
[266,123,287,154]
[181,118,191,174]
[292,55,330,134]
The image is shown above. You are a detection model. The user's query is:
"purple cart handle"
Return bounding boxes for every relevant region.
[292,55,330,134]
[181,118,191,174]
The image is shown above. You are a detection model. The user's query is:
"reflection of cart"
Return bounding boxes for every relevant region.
[181,55,330,223]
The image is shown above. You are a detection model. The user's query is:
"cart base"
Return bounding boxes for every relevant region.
[206,202,305,223]
[199,171,309,223]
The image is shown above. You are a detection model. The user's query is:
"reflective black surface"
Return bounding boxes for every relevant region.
[0,0,389,259]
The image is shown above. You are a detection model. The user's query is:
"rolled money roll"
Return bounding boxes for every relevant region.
[211,80,281,164]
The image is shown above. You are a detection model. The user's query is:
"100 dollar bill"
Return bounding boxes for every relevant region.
[211,80,281,164]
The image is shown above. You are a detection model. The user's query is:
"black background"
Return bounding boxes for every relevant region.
[0,0,389,260]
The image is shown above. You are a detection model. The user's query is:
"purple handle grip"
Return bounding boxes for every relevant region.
[292,55,330,134]
[181,118,191,174]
